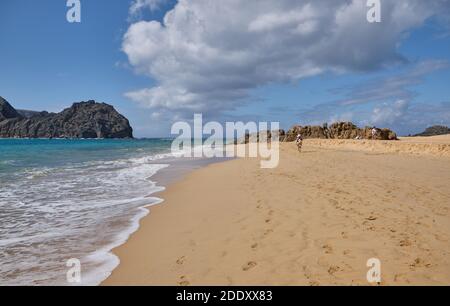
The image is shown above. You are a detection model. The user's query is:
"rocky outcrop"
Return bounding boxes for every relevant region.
[0,97,22,121]
[237,122,398,144]
[285,122,398,141]
[285,125,329,141]
[0,97,133,139]
[415,126,450,137]
[235,129,286,144]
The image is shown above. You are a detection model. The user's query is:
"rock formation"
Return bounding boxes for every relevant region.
[235,129,286,144]
[285,122,398,141]
[0,97,133,139]
[0,97,22,121]
[237,122,398,144]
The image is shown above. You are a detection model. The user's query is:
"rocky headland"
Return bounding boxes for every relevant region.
[0,96,133,139]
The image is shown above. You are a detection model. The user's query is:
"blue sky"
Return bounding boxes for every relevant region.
[0,0,449,137]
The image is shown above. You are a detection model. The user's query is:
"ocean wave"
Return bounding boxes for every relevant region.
[24,167,54,179]
[0,148,172,286]
[0,159,15,165]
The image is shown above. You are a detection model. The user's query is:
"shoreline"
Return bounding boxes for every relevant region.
[102,157,241,286]
[103,137,450,286]
[90,155,228,286]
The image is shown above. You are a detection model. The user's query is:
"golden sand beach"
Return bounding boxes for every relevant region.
[104,135,450,286]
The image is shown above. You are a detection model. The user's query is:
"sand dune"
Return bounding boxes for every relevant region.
[104,136,450,286]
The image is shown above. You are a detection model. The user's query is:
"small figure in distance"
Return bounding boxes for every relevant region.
[371,127,378,140]
[296,133,303,152]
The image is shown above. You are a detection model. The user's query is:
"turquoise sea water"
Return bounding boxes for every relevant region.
[0,139,174,285]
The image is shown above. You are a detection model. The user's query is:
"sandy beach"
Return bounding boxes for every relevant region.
[104,136,450,286]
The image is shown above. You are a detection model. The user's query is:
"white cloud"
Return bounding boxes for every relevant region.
[123,0,450,119]
[371,100,410,126]
[129,0,166,17]
[369,100,450,135]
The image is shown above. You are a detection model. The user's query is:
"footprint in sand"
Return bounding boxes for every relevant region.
[410,258,431,270]
[327,265,341,276]
[322,244,333,254]
[399,239,412,247]
[251,243,258,250]
[178,276,190,286]
[242,261,258,271]
[176,256,186,265]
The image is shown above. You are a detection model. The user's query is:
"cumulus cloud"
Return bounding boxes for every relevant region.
[408,101,450,127]
[371,100,410,126]
[123,0,450,119]
[370,100,450,135]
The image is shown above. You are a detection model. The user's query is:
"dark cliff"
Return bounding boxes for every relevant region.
[0,97,133,139]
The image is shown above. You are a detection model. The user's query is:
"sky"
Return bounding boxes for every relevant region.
[0,0,449,137]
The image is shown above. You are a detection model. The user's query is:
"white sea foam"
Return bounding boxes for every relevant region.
[80,197,164,286]
[0,150,172,286]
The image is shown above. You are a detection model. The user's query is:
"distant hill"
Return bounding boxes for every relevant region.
[415,126,450,137]
[0,96,133,139]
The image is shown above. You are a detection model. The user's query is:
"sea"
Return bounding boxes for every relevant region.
[0,138,221,286]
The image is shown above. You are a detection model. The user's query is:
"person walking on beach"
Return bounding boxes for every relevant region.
[296,133,303,152]
[372,127,378,140]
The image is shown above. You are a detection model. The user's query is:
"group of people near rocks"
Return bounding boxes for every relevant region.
[295,127,379,153]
